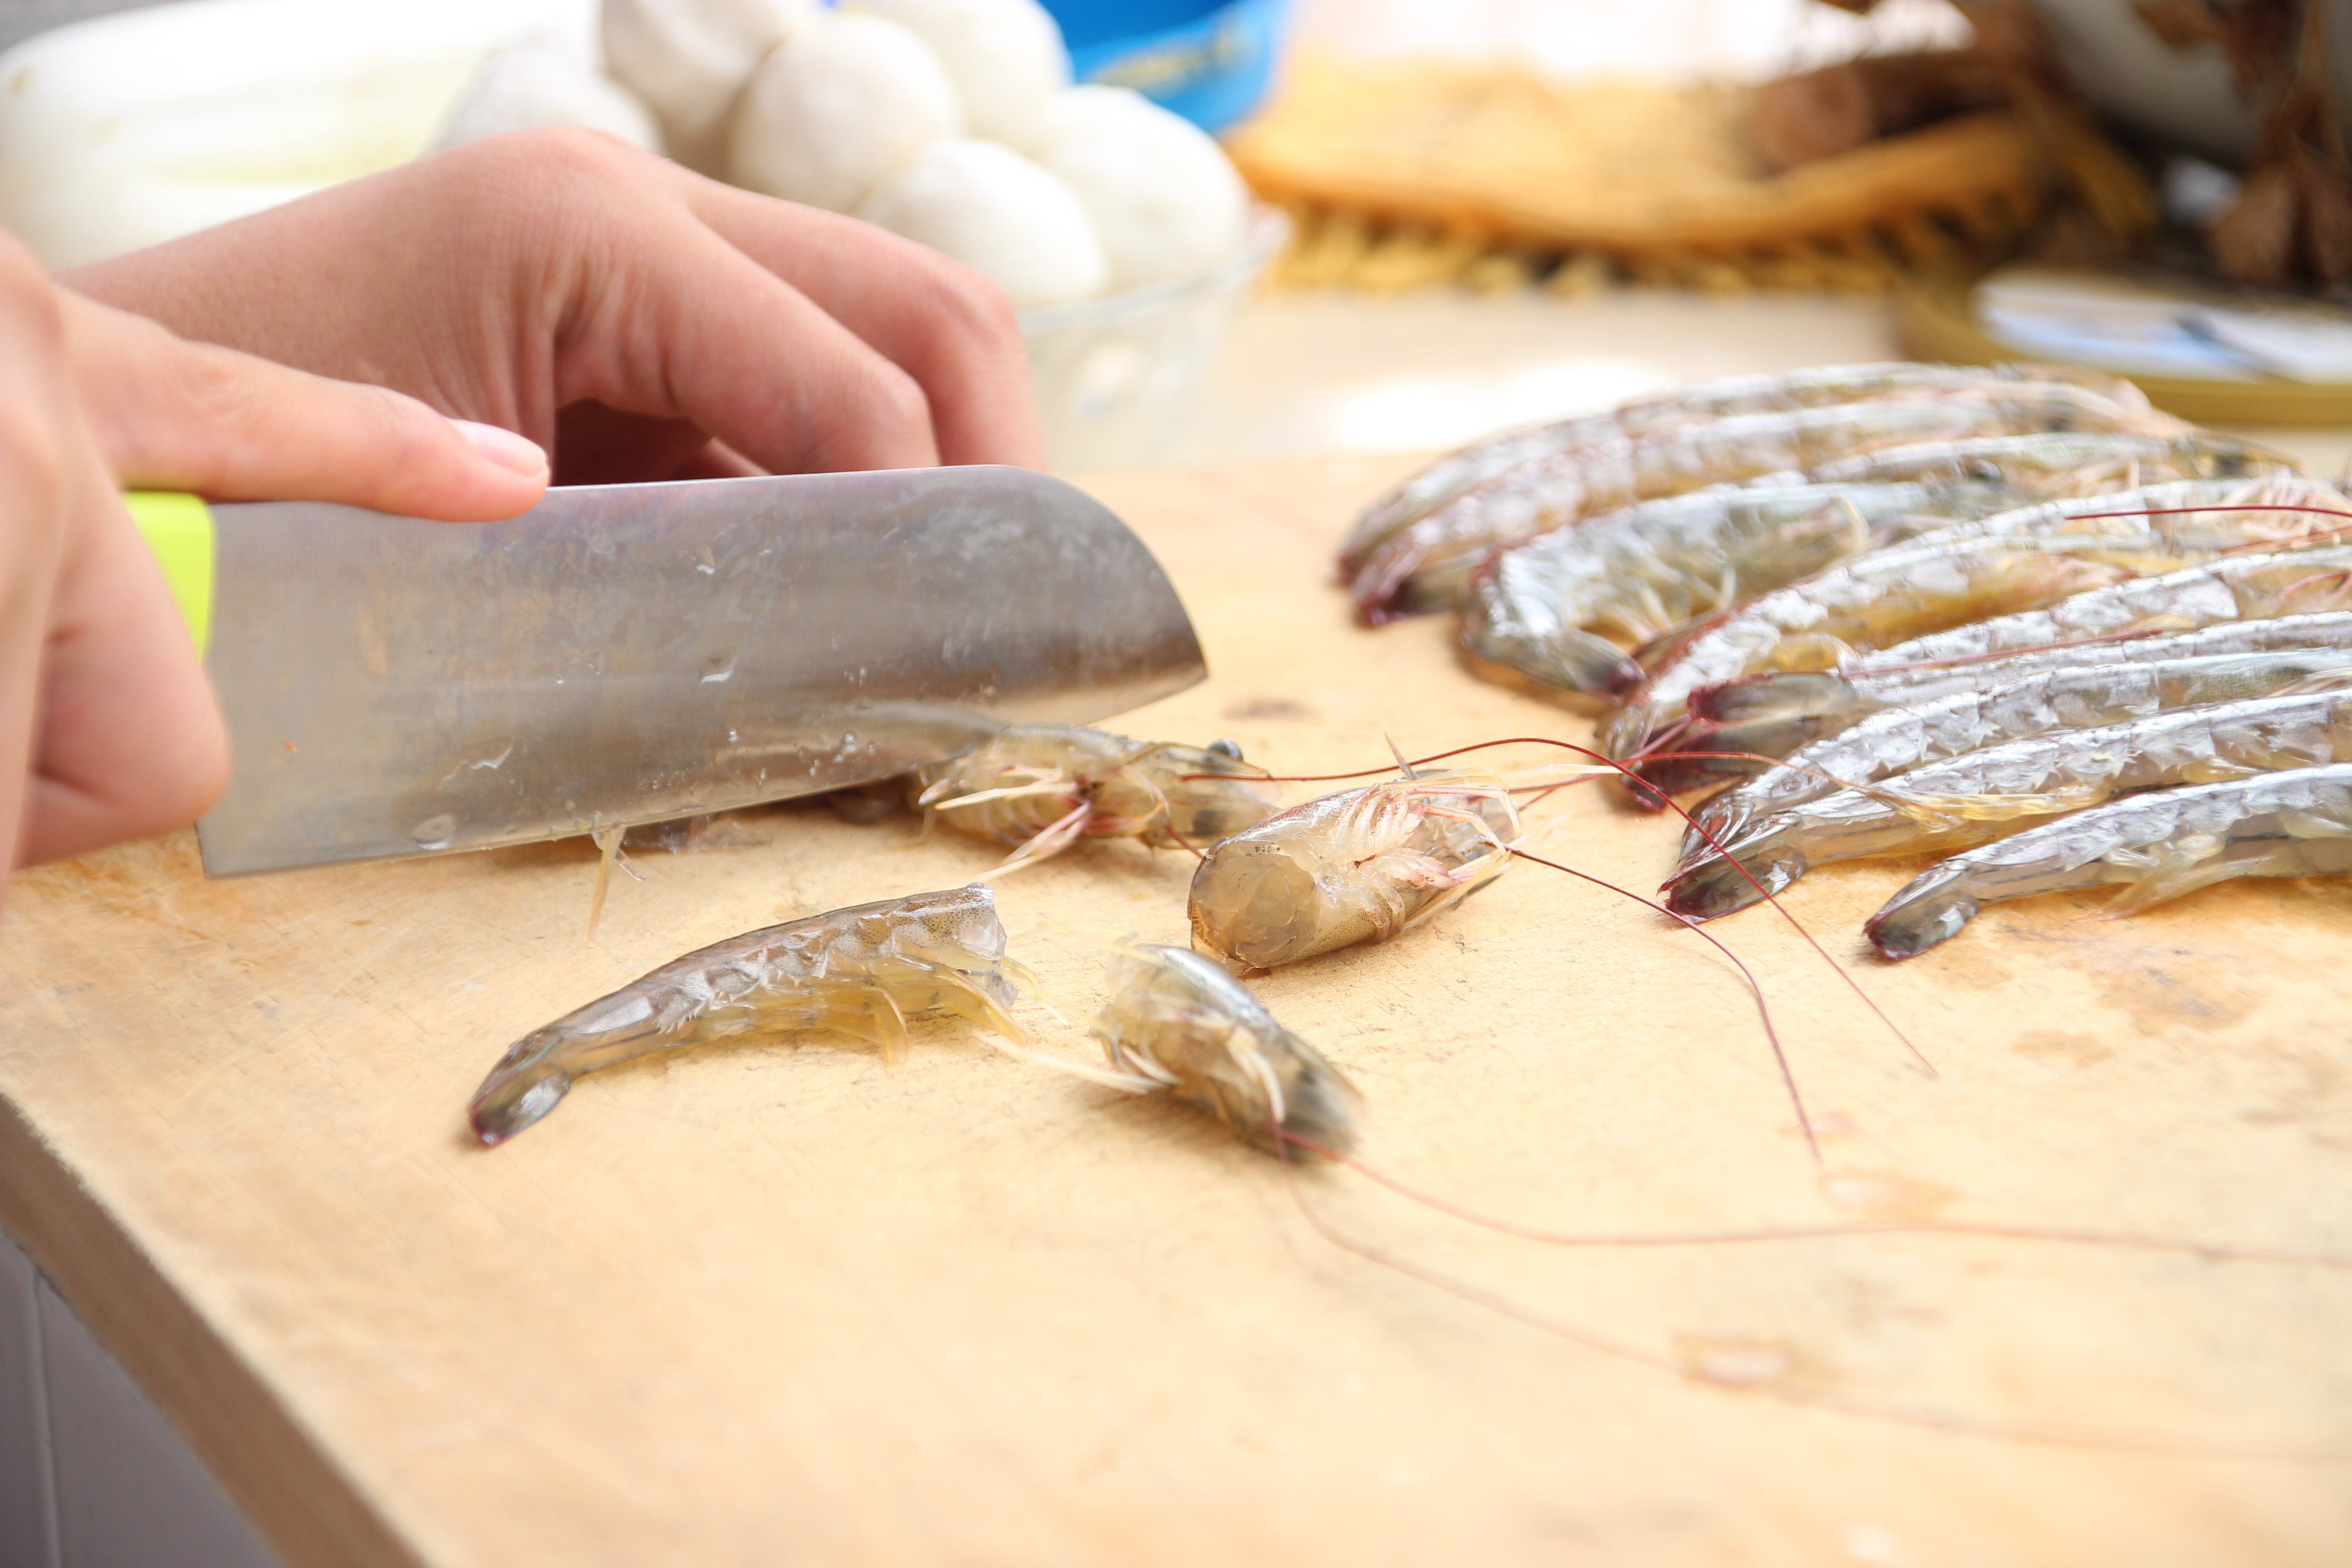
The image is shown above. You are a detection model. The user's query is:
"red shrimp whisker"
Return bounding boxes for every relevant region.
[1189,736,1931,1135]
[1271,1128,2346,1459]
[1505,844,1818,1160]
[1278,1131,2352,1268]
[2042,503,2352,555]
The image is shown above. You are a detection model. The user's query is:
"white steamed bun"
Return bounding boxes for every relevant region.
[844,0,1070,151]
[601,0,815,166]
[854,138,1108,308]
[1033,85,1249,293]
[432,36,663,154]
[728,11,965,213]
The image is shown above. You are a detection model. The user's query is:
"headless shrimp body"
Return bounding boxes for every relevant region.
[469,885,1028,1143]
[916,725,1281,873]
[1089,940,1365,1155]
[1670,689,2352,918]
[1866,765,2352,958]
[1188,774,1523,970]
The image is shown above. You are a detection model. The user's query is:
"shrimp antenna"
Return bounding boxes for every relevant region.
[1259,735,1928,1080]
[1226,735,1932,1144]
[1272,1126,2343,1459]
[1384,733,1420,781]
[1504,843,1819,1159]
[1277,1130,2352,1268]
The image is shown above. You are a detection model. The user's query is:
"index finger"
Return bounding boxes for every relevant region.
[675,171,1047,470]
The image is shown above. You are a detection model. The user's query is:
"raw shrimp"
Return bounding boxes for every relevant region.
[1681,646,2352,856]
[916,724,1282,874]
[1687,611,2352,764]
[1606,483,2352,783]
[1460,479,2030,705]
[1187,771,1524,970]
[1350,382,2182,621]
[1339,360,2152,573]
[1460,441,2305,706]
[1088,939,1365,1155]
[1867,764,2352,958]
[1804,428,2296,490]
[1599,536,2171,771]
[1668,689,2352,919]
[1677,538,2352,774]
[468,885,1029,1143]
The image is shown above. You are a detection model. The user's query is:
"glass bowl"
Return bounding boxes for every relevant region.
[1018,205,1288,472]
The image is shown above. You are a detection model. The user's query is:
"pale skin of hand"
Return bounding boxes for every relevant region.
[1,230,551,889]
[67,128,1048,481]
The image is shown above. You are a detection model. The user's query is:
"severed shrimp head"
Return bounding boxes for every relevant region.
[1089,940,1365,1155]
[917,724,1282,874]
[469,885,1029,1143]
[1188,772,1524,970]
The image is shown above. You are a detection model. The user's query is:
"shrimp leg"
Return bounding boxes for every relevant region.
[1865,765,2352,958]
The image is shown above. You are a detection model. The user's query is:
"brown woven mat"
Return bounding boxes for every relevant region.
[1226,52,2050,294]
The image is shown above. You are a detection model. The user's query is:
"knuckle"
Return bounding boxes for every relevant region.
[858,358,931,435]
[463,125,643,191]
[164,345,268,439]
[910,254,1024,355]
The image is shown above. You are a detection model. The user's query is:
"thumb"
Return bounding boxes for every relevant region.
[59,288,548,519]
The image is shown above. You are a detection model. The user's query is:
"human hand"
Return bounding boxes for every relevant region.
[3,235,551,886]
[64,129,1046,485]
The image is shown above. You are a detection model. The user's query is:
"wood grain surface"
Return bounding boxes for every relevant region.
[3,456,2350,1568]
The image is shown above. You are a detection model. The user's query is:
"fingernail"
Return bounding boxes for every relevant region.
[451,419,549,480]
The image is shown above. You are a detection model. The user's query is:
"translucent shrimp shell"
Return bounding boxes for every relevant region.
[468,885,1024,1143]
[1090,940,1365,1155]
[917,725,1280,849]
[1188,776,1521,970]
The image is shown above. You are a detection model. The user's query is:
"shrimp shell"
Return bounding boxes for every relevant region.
[1803,429,2295,489]
[1458,444,2305,709]
[1351,382,2180,622]
[1458,479,2029,706]
[1599,535,2177,768]
[1339,360,2152,572]
[1089,940,1365,1156]
[916,725,1282,871]
[1610,480,2352,778]
[1681,647,2352,857]
[468,885,1027,1143]
[1188,774,1522,970]
[1865,764,2352,959]
[1687,610,2352,760]
[1669,689,2352,919]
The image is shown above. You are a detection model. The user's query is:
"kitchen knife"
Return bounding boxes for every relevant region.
[127,467,1205,877]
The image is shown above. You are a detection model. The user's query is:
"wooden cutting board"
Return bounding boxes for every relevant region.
[3,456,2349,1568]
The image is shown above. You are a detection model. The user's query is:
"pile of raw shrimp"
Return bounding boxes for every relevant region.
[1346,359,2352,960]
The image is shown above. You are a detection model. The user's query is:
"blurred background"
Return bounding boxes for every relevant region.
[1,0,2346,471]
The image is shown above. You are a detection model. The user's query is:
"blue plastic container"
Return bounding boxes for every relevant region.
[1041,0,1291,134]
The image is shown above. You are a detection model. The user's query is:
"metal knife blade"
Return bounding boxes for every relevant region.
[194,466,1204,876]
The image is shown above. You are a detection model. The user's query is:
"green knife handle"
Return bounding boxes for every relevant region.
[125,491,214,658]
